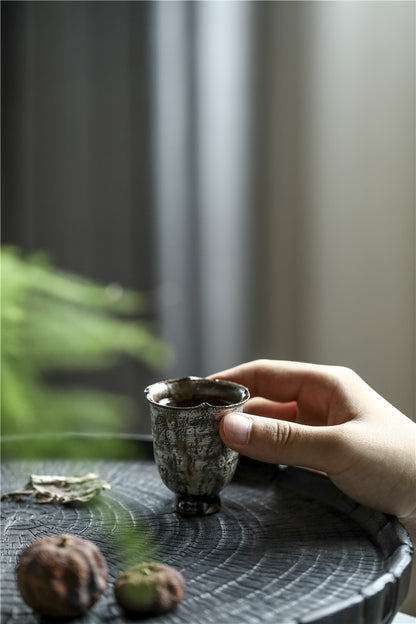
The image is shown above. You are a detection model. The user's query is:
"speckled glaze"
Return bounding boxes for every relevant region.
[145,377,250,515]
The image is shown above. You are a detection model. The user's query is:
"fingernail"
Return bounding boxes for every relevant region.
[223,413,252,446]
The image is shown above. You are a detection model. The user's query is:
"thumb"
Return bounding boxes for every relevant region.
[220,412,341,474]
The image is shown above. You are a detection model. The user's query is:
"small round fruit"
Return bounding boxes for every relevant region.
[16,534,108,617]
[114,562,186,614]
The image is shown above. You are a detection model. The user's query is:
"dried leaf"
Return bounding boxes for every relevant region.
[1,472,111,504]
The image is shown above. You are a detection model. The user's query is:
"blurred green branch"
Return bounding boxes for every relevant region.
[1,247,171,439]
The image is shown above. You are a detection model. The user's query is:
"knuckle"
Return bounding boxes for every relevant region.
[331,365,360,384]
[252,359,273,395]
[264,419,292,448]
[255,358,275,372]
[324,365,364,400]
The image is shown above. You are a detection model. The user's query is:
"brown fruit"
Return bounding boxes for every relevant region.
[16,534,108,618]
[114,562,186,614]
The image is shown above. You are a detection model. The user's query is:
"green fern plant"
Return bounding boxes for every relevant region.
[1,247,170,444]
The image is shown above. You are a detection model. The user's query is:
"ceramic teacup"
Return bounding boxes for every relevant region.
[145,376,250,515]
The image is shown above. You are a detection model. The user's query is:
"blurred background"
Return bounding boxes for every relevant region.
[1,0,415,614]
[2,0,414,427]
[2,0,414,430]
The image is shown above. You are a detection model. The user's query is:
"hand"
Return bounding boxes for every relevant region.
[211,359,416,544]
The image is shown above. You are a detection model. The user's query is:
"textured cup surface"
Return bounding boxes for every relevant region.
[145,377,250,515]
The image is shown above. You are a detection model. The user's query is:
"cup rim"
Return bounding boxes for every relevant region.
[145,376,250,409]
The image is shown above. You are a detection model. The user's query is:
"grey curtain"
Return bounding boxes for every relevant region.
[152,1,258,376]
[2,1,259,429]
[2,1,154,290]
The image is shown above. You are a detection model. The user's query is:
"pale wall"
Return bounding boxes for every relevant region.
[257,3,415,615]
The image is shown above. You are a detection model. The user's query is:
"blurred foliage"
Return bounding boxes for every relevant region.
[1,247,167,569]
[1,246,171,442]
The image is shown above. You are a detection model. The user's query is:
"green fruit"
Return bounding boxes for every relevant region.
[114,562,186,614]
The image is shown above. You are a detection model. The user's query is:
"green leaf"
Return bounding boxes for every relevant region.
[1,246,172,442]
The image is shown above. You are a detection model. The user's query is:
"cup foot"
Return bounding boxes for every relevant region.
[176,495,221,516]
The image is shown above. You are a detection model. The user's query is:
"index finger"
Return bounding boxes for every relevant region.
[210,359,338,411]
